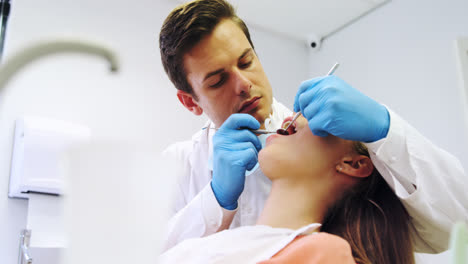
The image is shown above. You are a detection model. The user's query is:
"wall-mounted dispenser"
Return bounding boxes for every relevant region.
[9,116,91,199]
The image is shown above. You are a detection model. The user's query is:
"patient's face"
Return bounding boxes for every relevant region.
[259,115,354,180]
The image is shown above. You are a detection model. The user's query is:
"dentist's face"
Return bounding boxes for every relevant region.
[181,19,273,128]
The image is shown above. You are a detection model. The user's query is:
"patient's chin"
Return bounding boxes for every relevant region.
[258,149,282,180]
[258,151,273,178]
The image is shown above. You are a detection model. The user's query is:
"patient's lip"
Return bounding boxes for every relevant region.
[266,134,280,145]
[282,116,293,126]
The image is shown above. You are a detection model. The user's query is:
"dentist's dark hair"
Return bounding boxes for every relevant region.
[321,142,415,264]
[159,0,254,100]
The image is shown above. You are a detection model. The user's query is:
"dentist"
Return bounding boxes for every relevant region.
[159,0,468,254]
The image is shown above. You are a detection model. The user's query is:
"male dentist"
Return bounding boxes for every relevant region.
[159,0,468,253]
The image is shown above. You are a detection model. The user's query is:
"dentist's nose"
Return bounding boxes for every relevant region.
[233,70,252,95]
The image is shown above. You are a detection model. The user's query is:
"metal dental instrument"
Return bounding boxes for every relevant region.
[326,62,340,76]
[209,127,277,134]
[245,129,277,134]
[278,62,340,134]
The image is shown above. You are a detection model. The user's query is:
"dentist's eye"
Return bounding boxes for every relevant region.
[209,73,227,88]
[239,60,252,69]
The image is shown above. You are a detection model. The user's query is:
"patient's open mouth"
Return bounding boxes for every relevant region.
[277,117,297,135]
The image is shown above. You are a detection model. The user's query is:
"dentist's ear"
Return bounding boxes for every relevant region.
[177,90,203,116]
[336,155,374,178]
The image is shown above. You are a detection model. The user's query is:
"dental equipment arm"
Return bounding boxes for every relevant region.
[0,39,118,92]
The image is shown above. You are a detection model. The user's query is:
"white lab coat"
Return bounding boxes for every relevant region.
[159,223,321,264]
[162,98,468,253]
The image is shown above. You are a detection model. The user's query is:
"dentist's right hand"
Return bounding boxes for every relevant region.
[211,114,262,210]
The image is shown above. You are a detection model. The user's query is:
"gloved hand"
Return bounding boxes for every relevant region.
[211,114,262,210]
[294,75,390,143]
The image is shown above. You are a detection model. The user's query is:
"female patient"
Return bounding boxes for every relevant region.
[159,115,414,264]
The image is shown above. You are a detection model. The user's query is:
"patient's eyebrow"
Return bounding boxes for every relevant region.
[203,48,253,82]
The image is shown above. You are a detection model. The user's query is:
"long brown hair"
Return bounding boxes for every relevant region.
[321,142,415,264]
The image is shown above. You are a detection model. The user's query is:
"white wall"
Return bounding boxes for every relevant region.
[0,0,308,263]
[250,28,309,107]
[307,0,468,262]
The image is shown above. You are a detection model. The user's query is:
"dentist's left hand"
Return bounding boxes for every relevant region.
[211,114,262,210]
[294,75,389,143]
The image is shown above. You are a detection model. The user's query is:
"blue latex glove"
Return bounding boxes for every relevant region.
[294,75,390,143]
[211,114,262,210]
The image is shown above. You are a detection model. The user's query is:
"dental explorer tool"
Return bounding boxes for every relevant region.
[209,127,277,134]
[277,62,340,135]
[326,62,340,76]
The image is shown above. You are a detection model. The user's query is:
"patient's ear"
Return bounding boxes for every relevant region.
[177,90,203,116]
[336,155,374,178]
